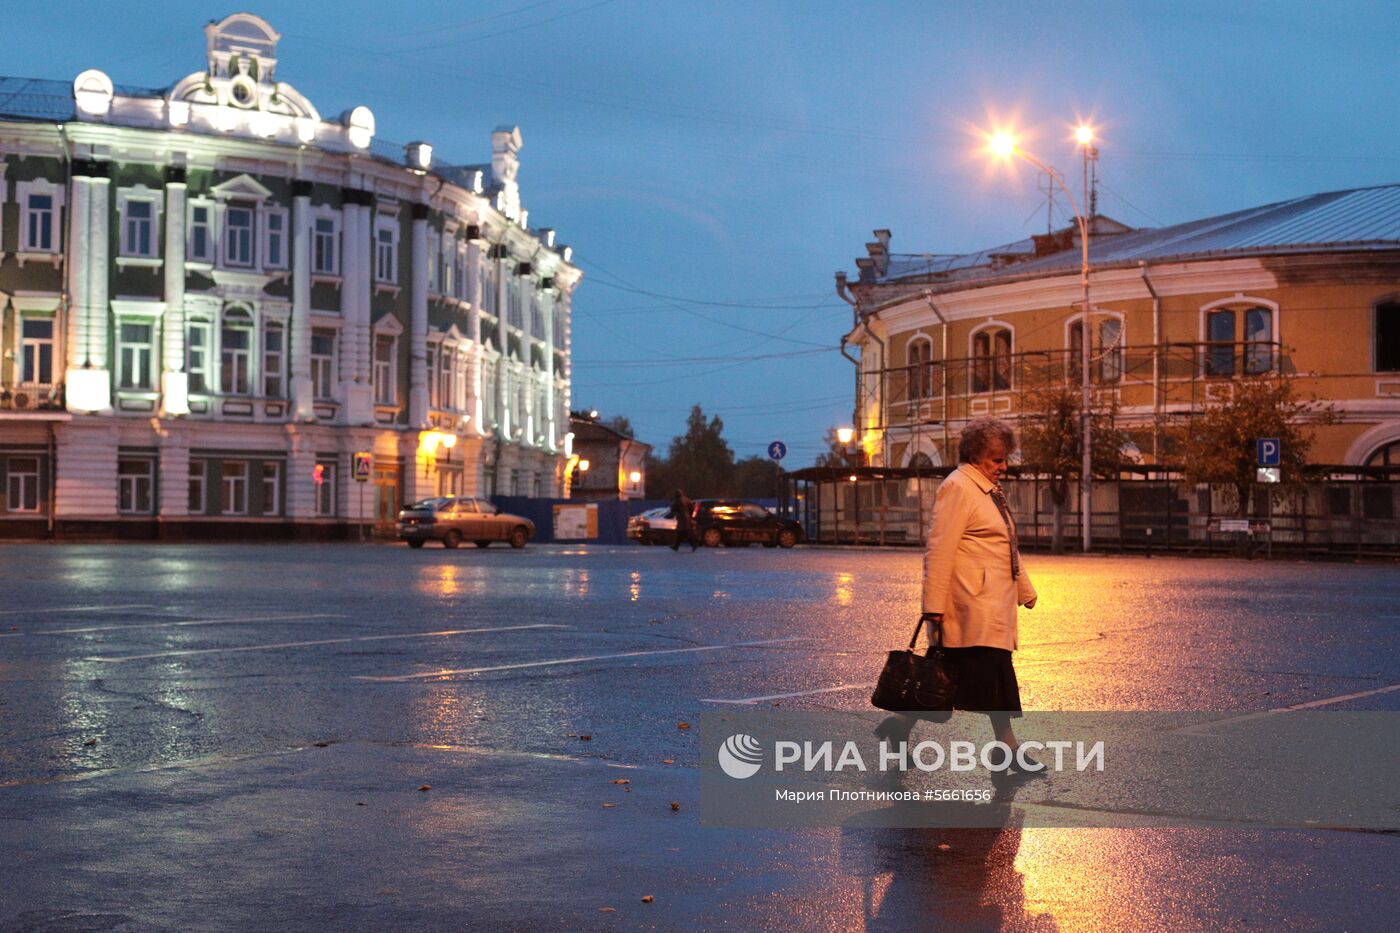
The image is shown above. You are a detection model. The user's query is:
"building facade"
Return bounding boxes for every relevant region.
[0,13,579,538]
[567,414,651,501]
[839,188,1400,472]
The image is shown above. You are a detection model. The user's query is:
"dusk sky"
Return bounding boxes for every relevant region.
[6,1,1399,464]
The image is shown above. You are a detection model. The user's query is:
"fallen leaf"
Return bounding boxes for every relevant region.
[662,759,675,765]
[377,888,400,895]
[610,779,630,785]
[937,843,952,851]
[599,907,616,913]
[677,722,691,730]
[356,802,366,807]
[83,738,98,746]
[602,803,617,809]
[418,785,432,792]
[642,895,655,904]
[313,742,330,748]
[580,734,593,741]
[670,801,681,811]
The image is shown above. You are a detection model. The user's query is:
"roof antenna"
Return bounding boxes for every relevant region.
[1037,169,1057,235]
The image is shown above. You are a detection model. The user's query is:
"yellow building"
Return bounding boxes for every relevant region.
[838,187,1400,471]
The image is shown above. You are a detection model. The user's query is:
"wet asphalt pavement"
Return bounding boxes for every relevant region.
[1,542,1397,931]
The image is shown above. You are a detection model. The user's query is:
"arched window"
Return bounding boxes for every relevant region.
[1366,440,1400,467]
[1205,304,1274,376]
[971,327,1011,393]
[1068,316,1124,384]
[908,452,934,469]
[908,338,934,400]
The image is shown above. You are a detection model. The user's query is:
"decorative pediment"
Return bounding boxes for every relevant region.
[210,174,274,202]
[372,312,405,336]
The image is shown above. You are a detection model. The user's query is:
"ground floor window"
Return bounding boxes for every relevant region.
[222,461,248,515]
[189,460,207,513]
[5,457,40,512]
[261,462,281,516]
[315,461,337,517]
[118,458,155,514]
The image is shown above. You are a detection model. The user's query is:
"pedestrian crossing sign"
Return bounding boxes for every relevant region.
[353,451,373,482]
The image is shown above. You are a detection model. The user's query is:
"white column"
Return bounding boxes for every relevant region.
[409,204,429,428]
[156,422,190,518]
[465,239,484,434]
[340,196,374,425]
[285,427,319,520]
[290,184,313,420]
[541,288,555,450]
[64,163,112,413]
[161,169,188,415]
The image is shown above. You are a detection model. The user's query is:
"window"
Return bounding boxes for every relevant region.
[117,459,154,514]
[375,224,397,283]
[1206,309,1235,376]
[441,236,454,296]
[427,232,440,293]
[24,193,56,252]
[189,204,214,262]
[1377,301,1400,372]
[261,462,280,516]
[315,462,336,516]
[263,322,284,398]
[221,461,248,515]
[188,460,207,513]
[1206,306,1274,376]
[481,263,498,314]
[313,217,338,274]
[122,199,156,257]
[530,292,545,338]
[6,457,40,512]
[439,346,455,409]
[220,310,253,395]
[224,205,255,267]
[507,279,523,328]
[373,336,396,405]
[454,245,467,299]
[908,339,933,401]
[264,209,287,269]
[972,327,1011,393]
[187,322,211,393]
[1366,440,1400,467]
[20,319,54,384]
[1069,318,1123,384]
[118,322,154,390]
[427,342,440,408]
[311,329,336,399]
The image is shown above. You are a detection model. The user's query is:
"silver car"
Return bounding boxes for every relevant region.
[398,497,536,549]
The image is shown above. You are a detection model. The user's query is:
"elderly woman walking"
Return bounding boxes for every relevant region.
[877,416,1040,770]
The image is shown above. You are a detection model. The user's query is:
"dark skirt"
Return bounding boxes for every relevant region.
[942,646,1023,717]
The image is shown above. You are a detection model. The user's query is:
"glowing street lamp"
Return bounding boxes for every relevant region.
[836,426,855,445]
[987,122,1098,552]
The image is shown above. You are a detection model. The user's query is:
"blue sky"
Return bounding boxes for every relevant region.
[7,1,1399,464]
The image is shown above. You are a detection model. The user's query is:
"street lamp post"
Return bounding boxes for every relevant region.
[990,128,1096,552]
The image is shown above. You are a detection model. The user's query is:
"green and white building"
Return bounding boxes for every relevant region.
[0,12,579,538]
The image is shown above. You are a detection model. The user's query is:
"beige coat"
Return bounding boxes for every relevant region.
[921,464,1037,651]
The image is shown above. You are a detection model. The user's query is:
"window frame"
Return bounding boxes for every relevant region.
[315,461,337,517]
[1376,298,1400,374]
[221,461,249,516]
[374,216,399,284]
[187,200,215,264]
[261,461,281,516]
[188,459,207,514]
[219,308,255,396]
[5,456,41,513]
[263,320,285,398]
[310,327,338,400]
[1200,298,1279,378]
[187,320,212,394]
[262,207,288,270]
[117,458,155,515]
[17,181,64,254]
[312,214,341,276]
[116,320,156,390]
[19,317,55,385]
[969,323,1013,394]
[373,334,397,406]
[223,203,256,268]
[118,190,161,259]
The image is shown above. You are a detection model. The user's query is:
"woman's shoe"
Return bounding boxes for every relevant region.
[874,715,914,746]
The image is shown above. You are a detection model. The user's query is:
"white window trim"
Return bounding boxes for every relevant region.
[188,460,207,514]
[187,198,216,265]
[16,179,65,256]
[6,456,41,513]
[221,461,249,516]
[261,461,281,516]
[1198,295,1279,376]
[187,318,213,395]
[261,206,289,270]
[116,186,163,262]
[117,458,156,515]
[311,209,342,279]
[372,315,404,407]
[221,202,258,270]
[310,323,340,401]
[374,214,400,285]
[262,319,286,399]
[218,306,258,397]
[314,461,337,517]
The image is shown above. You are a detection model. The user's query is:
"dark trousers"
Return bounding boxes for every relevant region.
[672,525,696,550]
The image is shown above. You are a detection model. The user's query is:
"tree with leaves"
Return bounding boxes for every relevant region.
[603,415,635,439]
[814,427,862,469]
[1164,374,1335,517]
[649,404,735,499]
[1018,384,1130,552]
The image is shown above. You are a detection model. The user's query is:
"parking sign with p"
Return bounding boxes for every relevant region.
[1257,438,1281,467]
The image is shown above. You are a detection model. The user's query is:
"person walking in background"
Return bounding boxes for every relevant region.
[876,417,1040,771]
[669,488,697,551]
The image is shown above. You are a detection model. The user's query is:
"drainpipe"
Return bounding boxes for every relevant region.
[836,273,885,463]
[1140,262,1161,462]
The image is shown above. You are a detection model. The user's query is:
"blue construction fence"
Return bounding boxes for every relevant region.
[489,496,780,545]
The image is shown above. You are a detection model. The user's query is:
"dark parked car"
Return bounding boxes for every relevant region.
[397,497,535,549]
[626,506,678,545]
[692,499,802,548]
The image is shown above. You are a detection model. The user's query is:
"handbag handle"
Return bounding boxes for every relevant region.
[909,614,943,651]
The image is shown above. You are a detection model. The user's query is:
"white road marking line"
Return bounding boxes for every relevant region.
[38,613,344,635]
[0,603,157,617]
[701,683,873,705]
[82,623,569,663]
[1174,682,1400,734]
[356,636,807,683]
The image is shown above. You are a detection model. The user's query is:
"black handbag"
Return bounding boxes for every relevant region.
[870,614,956,718]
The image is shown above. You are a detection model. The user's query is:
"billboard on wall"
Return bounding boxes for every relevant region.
[552,503,599,540]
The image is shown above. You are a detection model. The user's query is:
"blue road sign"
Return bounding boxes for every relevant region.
[767,441,787,461]
[1257,438,1281,467]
